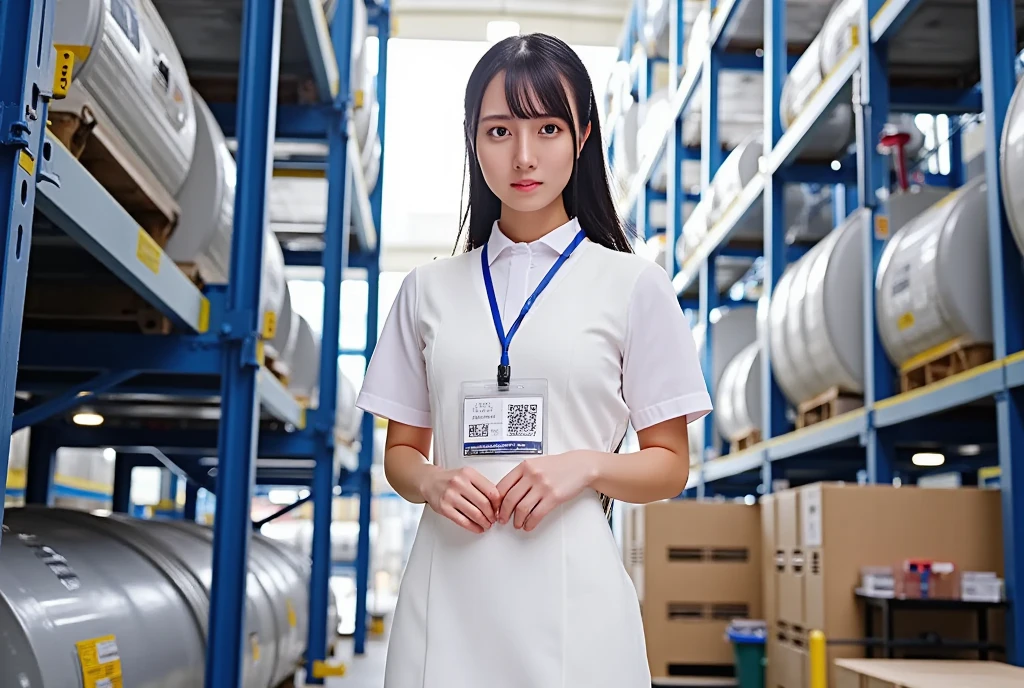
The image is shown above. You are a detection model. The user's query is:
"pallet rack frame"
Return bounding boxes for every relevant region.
[0,0,390,684]
[611,0,1024,665]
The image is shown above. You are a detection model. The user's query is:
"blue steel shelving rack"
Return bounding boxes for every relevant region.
[0,0,390,684]
[610,0,1024,665]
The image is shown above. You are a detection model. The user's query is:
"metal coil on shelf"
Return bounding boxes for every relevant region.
[0,506,336,688]
[876,176,993,368]
[288,316,321,401]
[52,0,197,201]
[999,72,1024,259]
[714,341,763,443]
[767,187,950,407]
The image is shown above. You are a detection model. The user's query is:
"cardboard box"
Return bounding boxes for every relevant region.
[834,658,1024,688]
[639,500,762,678]
[761,483,1005,687]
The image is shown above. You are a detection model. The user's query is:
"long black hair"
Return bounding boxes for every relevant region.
[454,33,636,255]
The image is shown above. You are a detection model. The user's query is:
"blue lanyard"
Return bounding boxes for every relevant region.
[481,228,587,388]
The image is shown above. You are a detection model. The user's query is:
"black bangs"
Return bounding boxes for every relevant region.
[503,58,578,133]
[455,32,636,256]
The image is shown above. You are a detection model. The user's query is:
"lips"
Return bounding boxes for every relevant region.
[511,180,541,192]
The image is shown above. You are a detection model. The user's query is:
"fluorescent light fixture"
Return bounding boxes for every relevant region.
[831,160,841,171]
[73,411,104,426]
[268,489,300,505]
[487,20,520,43]
[102,447,116,462]
[959,444,982,456]
[912,452,945,467]
[299,489,311,500]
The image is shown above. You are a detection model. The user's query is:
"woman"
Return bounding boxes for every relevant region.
[356,32,711,688]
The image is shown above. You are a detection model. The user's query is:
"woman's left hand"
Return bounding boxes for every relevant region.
[495,450,599,531]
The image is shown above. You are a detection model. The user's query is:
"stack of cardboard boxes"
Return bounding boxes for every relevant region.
[624,500,763,680]
[625,483,1005,685]
[763,483,1004,687]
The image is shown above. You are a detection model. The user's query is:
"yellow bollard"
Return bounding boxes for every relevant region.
[809,629,827,688]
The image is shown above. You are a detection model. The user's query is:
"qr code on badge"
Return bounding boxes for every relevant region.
[507,403,538,437]
[468,423,489,438]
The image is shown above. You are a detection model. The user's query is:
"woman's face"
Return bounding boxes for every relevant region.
[474,71,590,215]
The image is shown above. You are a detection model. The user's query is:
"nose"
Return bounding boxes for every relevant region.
[513,135,537,171]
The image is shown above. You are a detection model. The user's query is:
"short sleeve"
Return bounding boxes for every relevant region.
[622,263,713,430]
[355,268,432,428]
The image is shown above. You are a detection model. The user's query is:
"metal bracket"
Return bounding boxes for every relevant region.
[219,309,262,369]
[0,102,31,149]
[36,137,59,188]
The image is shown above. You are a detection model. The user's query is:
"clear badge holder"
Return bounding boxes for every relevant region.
[460,379,549,458]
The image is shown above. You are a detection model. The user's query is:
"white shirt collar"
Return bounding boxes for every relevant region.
[485,217,583,265]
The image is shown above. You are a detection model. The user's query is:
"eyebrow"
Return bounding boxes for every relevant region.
[479,112,559,123]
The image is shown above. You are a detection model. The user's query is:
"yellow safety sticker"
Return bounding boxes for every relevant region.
[75,634,123,688]
[312,660,347,678]
[250,633,261,662]
[874,214,890,239]
[136,229,162,274]
[263,310,278,340]
[19,150,34,176]
[897,312,915,331]
[198,297,211,334]
[52,46,78,99]
[286,599,298,628]
[256,340,266,367]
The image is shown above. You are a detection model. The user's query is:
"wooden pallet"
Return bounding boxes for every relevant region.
[730,429,761,453]
[48,107,181,247]
[23,282,173,334]
[796,387,863,429]
[899,338,994,394]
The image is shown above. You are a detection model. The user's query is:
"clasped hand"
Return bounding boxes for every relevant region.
[422,451,596,534]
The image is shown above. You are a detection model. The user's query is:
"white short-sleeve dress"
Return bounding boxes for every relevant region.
[356,217,712,688]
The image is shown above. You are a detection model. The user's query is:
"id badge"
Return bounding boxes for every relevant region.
[460,379,548,457]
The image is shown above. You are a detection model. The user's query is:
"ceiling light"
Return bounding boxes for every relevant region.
[959,444,982,456]
[73,411,104,426]
[912,452,945,467]
[831,160,841,171]
[102,447,116,462]
[486,20,520,43]
[268,489,299,506]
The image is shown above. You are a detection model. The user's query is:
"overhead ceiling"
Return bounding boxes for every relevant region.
[390,0,632,45]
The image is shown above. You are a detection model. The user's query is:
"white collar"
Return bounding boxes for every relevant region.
[485,217,583,265]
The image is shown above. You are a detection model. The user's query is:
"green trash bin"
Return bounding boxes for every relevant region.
[726,621,766,688]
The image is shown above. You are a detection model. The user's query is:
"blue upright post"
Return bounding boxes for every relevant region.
[978,0,1024,665]
[183,480,199,522]
[112,454,135,513]
[701,6,722,194]
[0,0,56,543]
[857,0,895,485]
[205,1,282,686]
[664,0,685,276]
[637,49,651,240]
[306,0,356,678]
[698,255,718,499]
[761,0,789,495]
[353,4,391,655]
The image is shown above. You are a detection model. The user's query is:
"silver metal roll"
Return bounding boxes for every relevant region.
[0,507,337,688]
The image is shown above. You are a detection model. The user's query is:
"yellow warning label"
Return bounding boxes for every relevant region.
[19,150,34,176]
[354,89,365,109]
[250,633,261,662]
[75,634,123,688]
[136,229,161,274]
[286,599,298,628]
[897,312,915,331]
[874,214,890,239]
[263,310,278,340]
[198,297,211,333]
[52,44,81,99]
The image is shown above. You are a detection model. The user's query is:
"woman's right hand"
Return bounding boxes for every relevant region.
[420,466,500,534]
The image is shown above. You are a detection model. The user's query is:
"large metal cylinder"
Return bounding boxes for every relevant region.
[0,507,334,688]
[876,176,992,367]
[164,91,287,329]
[53,0,197,200]
[715,341,763,443]
[768,187,950,406]
[999,73,1024,258]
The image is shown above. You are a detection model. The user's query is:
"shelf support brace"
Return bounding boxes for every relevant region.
[0,0,58,548]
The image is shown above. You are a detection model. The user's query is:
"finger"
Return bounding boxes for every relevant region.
[443,504,484,534]
[514,488,543,530]
[523,498,556,532]
[495,463,524,500]
[453,493,492,531]
[461,483,497,523]
[467,470,502,511]
[499,478,531,524]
